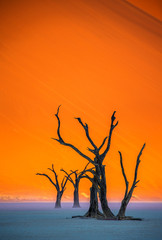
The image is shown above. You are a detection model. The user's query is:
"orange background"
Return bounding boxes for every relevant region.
[0,0,162,202]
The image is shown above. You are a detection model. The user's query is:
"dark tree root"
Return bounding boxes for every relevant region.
[117,216,142,221]
[84,209,104,218]
[72,210,105,220]
[72,215,143,221]
[72,215,107,220]
[98,216,142,221]
[72,215,88,219]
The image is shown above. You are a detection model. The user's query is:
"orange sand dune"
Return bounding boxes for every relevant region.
[0,0,161,202]
[128,0,162,21]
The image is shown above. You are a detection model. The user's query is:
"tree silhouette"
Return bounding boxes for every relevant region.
[117,144,145,219]
[36,164,72,208]
[61,163,94,208]
[52,105,145,220]
[52,105,118,218]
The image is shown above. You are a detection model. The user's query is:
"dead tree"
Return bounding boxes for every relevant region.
[61,163,95,208]
[36,164,72,208]
[52,106,118,219]
[117,144,145,220]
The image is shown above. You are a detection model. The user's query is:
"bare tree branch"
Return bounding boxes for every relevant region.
[48,164,59,188]
[75,117,97,150]
[117,143,146,218]
[79,168,96,178]
[55,105,63,142]
[131,143,146,190]
[61,176,69,192]
[52,106,94,165]
[118,151,129,199]
[98,137,108,152]
[61,176,66,189]
[77,162,90,177]
[100,111,118,161]
[82,162,90,172]
[79,174,100,192]
[87,147,96,154]
[60,169,75,187]
[36,173,57,188]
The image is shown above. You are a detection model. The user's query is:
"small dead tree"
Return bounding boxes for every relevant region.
[117,143,145,220]
[61,163,94,208]
[36,164,72,208]
[52,106,118,219]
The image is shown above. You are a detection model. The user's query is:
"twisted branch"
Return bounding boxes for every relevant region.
[118,151,129,199]
[100,111,118,161]
[36,173,57,188]
[119,143,146,202]
[52,106,94,165]
[61,169,75,187]
[75,117,97,150]
[48,164,59,188]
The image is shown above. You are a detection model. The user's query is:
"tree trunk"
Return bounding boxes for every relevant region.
[73,184,80,208]
[117,193,132,219]
[117,199,128,219]
[55,191,62,208]
[117,145,145,220]
[84,184,104,218]
[99,185,115,219]
[97,165,115,219]
[117,198,142,220]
